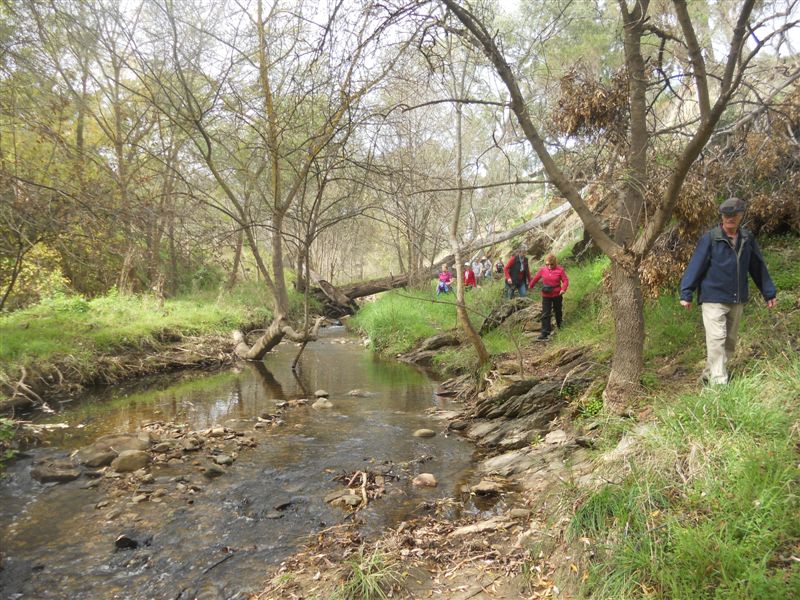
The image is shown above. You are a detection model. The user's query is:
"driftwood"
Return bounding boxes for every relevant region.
[313,201,573,316]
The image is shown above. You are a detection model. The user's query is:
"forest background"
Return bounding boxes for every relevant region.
[2,0,800,405]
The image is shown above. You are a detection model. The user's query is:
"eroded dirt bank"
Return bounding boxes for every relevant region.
[1,332,238,415]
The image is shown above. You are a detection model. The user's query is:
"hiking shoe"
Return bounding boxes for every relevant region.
[536,333,549,341]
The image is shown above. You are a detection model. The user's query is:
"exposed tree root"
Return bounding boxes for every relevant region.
[0,333,238,415]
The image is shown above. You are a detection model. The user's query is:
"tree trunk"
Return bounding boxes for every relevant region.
[603,261,645,413]
[0,244,26,312]
[603,3,649,413]
[271,212,291,320]
[117,245,136,294]
[451,100,490,367]
[234,318,287,360]
[227,229,244,290]
[168,217,178,296]
[234,316,325,361]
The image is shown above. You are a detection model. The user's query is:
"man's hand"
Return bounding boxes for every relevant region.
[680,300,692,310]
[766,297,777,309]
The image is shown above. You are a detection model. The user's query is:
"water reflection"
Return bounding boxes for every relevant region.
[0,329,479,599]
[248,362,286,400]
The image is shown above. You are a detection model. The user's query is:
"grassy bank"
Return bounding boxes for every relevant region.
[570,356,800,599]
[1,285,261,367]
[348,236,800,599]
[0,281,314,406]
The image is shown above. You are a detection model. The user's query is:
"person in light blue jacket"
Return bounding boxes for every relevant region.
[679,197,777,384]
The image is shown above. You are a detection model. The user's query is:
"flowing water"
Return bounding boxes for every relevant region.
[0,328,487,599]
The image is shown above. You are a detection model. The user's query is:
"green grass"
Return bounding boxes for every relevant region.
[572,357,800,599]
[349,279,508,356]
[333,549,401,600]
[0,281,311,382]
[643,294,705,363]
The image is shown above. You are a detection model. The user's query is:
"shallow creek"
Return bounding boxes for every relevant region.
[0,328,493,599]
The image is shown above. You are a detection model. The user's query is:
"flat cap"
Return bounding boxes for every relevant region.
[719,197,746,214]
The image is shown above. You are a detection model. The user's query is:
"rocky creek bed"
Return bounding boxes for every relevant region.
[1,321,632,600]
[0,331,484,599]
[257,338,622,600]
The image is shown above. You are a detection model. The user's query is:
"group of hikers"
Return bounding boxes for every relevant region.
[432,196,779,379]
[436,250,568,341]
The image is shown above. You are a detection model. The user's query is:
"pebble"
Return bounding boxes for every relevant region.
[412,473,437,487]
[203,465,225,478]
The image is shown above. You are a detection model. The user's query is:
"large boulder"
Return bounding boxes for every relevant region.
[73,432,151,467]
[110,450,150,473]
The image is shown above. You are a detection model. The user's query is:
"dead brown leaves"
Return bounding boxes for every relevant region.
[552,65,629,142]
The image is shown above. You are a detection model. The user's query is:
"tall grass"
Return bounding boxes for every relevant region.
[333,549,401,600]
[572,357,800,599]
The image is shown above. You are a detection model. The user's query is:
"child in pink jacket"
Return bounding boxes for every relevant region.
[530,254,569,340]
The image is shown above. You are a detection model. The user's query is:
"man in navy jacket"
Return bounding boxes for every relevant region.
[679,197,777,384]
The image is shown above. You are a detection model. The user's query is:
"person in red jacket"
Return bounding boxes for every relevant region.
[463,263,479,289]
[530,254,569,340]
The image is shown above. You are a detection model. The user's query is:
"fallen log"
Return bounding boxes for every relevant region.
[313,201,573,315]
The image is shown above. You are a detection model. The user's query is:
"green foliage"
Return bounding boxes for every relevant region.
[761,235,800,292]
[0,244,70,311]
[542,256,612,355]
[575,385,604,419]
[0,417,16,469]
[39,290,92,314]
[334,549,401,600]
[350,288,456,355]
[569,475,668,541]
[643,295,703,362]
[0,285,273,370]
[563,256,610,305]
[190,265,224,291]
[577,358,800,599]
[350,279,508,363]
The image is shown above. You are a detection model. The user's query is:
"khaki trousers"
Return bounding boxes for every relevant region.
[701,302,744,384]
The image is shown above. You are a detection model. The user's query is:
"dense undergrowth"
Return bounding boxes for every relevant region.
[350,236,800,599]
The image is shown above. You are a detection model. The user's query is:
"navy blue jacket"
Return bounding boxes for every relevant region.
[680,225,776,304]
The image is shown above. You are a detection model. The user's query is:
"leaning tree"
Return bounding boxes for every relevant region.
[430,0,799,410]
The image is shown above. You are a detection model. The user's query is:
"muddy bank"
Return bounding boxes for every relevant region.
[1,332,238,415]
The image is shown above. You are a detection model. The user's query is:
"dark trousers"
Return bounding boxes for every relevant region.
[541,295,563,335]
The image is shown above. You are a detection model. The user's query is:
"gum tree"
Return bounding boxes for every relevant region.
[432,0,798,410]
[135,0,415,358]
